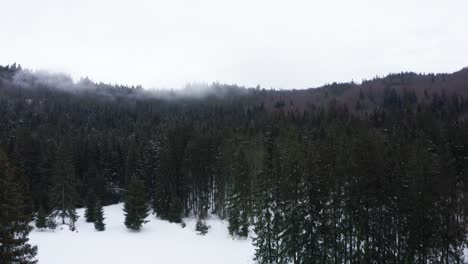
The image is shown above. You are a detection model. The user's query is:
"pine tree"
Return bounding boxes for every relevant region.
[49,140,79,229]
[123,175,149,231]
[142,138,162,206]
[253,130,280,264]
[167,195,183,223]
[227,149,250,238]
[94,201,105,231]
[153,132,184,223]
[0,150,38,263]
[279,160,303,264]
[278,132,304,264]
[212,143,227,218]
[84,188,98,223]
[299,139,328,264]
[35,206,47,230]
[227,198,241,237]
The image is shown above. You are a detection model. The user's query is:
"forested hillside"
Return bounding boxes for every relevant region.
[1,64,467,263]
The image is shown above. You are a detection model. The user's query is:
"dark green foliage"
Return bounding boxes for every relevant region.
[227,150,251,238]
[123,175,149,231]
[166,196,183,223]
[253,130,278,264]
[84,189,98,223]
[153,128,189,223]
[227,201,241,237]
[253,171,281,264]
[49,140,79,229]
[94,201,105,231]
[35,206,47,230]
[0,150,38,263]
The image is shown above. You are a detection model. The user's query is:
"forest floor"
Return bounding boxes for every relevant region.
[29,204,254,264]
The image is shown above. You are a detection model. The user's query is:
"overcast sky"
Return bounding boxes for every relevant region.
[1,0,467,89]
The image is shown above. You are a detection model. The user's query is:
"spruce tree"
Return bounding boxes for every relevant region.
[35,206,47,230]
[277,133,304,264]
[123,175,149,231]
[227,150,250,238]
[84,188,97,223]
[0,151,38,263]
[253,131,280,264]
[94,201,106,231]
[49,140,79,229]
[227,198,241,237]
[167,196,183,223]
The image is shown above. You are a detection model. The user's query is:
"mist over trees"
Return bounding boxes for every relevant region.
[0,63,467,263]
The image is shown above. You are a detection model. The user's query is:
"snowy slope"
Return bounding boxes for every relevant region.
[29,204,254,264]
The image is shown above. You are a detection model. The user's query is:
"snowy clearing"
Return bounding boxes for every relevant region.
[29,204,255,264]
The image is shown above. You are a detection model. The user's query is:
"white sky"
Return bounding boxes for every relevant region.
[1,0,467,89]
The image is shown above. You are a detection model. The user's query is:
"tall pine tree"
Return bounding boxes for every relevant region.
[49,139,79,229]
[0,150,38,263]
[123,175,149,231]
[84,188,98,223]
[94,200,105,231]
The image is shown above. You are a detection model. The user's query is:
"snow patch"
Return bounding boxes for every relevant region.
[30,204,254,264]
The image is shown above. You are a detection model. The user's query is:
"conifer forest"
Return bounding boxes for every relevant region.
[0,64,467,263]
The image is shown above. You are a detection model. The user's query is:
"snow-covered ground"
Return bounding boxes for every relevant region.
[28,205,468,263]
[29,204,254,264]
[465,246,467,263]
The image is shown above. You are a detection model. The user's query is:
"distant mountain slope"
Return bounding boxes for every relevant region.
[4,64,466,118]
[252,68,468,114]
